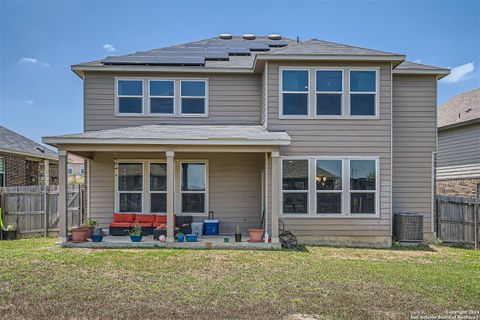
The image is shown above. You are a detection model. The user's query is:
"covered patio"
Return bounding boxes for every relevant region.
[43,125,291,247]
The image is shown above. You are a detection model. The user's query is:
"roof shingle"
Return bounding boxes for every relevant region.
[0,126,58,160]
[438,88,480,128]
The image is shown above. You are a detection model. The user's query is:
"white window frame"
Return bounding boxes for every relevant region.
[279,68,310,118]
[148,80,175,116]
[315,158,344,216]
[279,156,380,218]
[115,79,144,115]
[180,80,209,117]
[348,69,379,119]
[348,157,379,216]
[178,160,209,216]
[149,162,167,214]
[115,161,145,213]
[314,69,344,118]
[0,156,5,187]
[280,158,311,216]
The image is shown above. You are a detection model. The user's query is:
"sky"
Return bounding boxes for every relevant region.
[0,0,479,144]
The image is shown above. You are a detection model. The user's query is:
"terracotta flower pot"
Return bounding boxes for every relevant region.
[83,226,94,238]
[248,228,264,243]
[71,228,89,242]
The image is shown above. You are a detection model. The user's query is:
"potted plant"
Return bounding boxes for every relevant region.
[234,224,242,242]
[3,224,17,240]
[128,224,142,242]
[177,232,185,242]
[91,225,104,242]
[248,228,264,243]
[71,227,89,242]
[81,219,97,238]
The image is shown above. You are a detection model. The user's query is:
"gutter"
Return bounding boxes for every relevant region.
[437,118,480,131]
[393,68,450,79]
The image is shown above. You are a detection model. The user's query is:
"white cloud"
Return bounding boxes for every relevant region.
[412,59,421,64]
[441,62,474,84]
[18,57,51,67]
[102,44,116,52]
[26,100,34,105]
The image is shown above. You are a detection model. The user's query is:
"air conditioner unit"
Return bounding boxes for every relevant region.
[393,212,423,242]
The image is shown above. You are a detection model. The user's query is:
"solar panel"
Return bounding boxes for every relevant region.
[101,37,290,66]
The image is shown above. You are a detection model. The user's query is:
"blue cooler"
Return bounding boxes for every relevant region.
[203,219,219,235]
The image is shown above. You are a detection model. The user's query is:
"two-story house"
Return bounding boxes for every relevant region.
[43,34,449,247]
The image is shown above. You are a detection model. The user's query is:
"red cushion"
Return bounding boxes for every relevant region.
[153,222,167,228]
[110,222,132,228]
[154,215,176,224]
[135,214,155,223]
[114,213,135,223]
[134,222,153,228]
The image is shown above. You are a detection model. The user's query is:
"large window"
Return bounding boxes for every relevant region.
[181,80,207,115]
[350,70,377,116]
[280,157,378,217]
[282,159,309,214]
[316,160,343,214]
[117,163,143,212]
[150,163,167,213]
[316,70,343,116]
[281,70,309,116]
[350,159,377,214]
[149,80,174,114]
[181,163,206,214]
[117,80,143,114]
[0,157,5,187]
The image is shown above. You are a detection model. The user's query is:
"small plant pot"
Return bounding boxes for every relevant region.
[2,230,18,240]
[71,228,89,242]
[130,235,142,242]
[177,234,185,242]
[235,233,242,242]
[186,234,198,242]
[91,235,103,242]
[248,228,264,243]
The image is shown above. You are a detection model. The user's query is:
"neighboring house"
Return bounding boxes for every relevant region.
[43,34,449,247]
[0,125,58,186]
[436,89,480,196]
[68,154,85,177]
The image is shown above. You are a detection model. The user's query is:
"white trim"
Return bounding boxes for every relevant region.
[279,156,380,218]
[264,152,269,233]
[314,158,344,216]
[179,160,209,216]
[115,161,144,214]
[0,156,5,187]
[147,79,175,116]
[149,162,168,214]
[43,137,291,146]
[87,158,91,218]
[179,79,209,117]
[279,68,310,118]
[263,61,269,128]
[390,62,393,237]
[314,68,344,118]
[115,79,144,115]
[348,69,379,119]
[0,148,57,161]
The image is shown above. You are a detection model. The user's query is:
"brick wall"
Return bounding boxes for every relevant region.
[436,178,480,197]
[49,164,59,185]
[0,153,27,186]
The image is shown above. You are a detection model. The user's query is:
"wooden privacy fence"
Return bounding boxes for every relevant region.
[0,185,84,236]
[436,195,479,247]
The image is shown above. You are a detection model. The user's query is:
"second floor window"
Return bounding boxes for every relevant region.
[149,80,174,114]
[281,70,309,116]
[117,80,143,114]
[181,80,206,115]
[316,70,343,116]
[350,71,377,116]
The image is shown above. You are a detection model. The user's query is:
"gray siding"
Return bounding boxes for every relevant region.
[267,62,392,239]
[89,152,263,233]
[84,72,262,131]
[438,124,480,167]
[392,75,437,234]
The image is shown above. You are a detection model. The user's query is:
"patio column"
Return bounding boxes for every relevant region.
[58,149,69,242]
[271,151,280,243]
[166,151,175,242]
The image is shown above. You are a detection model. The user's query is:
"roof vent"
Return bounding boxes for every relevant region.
[268,34,282,40]
[465,108,472,113]
[219,33,233,40]
[242,34,256,40]
[36,147,45,153]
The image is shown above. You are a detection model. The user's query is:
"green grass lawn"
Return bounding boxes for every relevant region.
[0,239,479,320]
